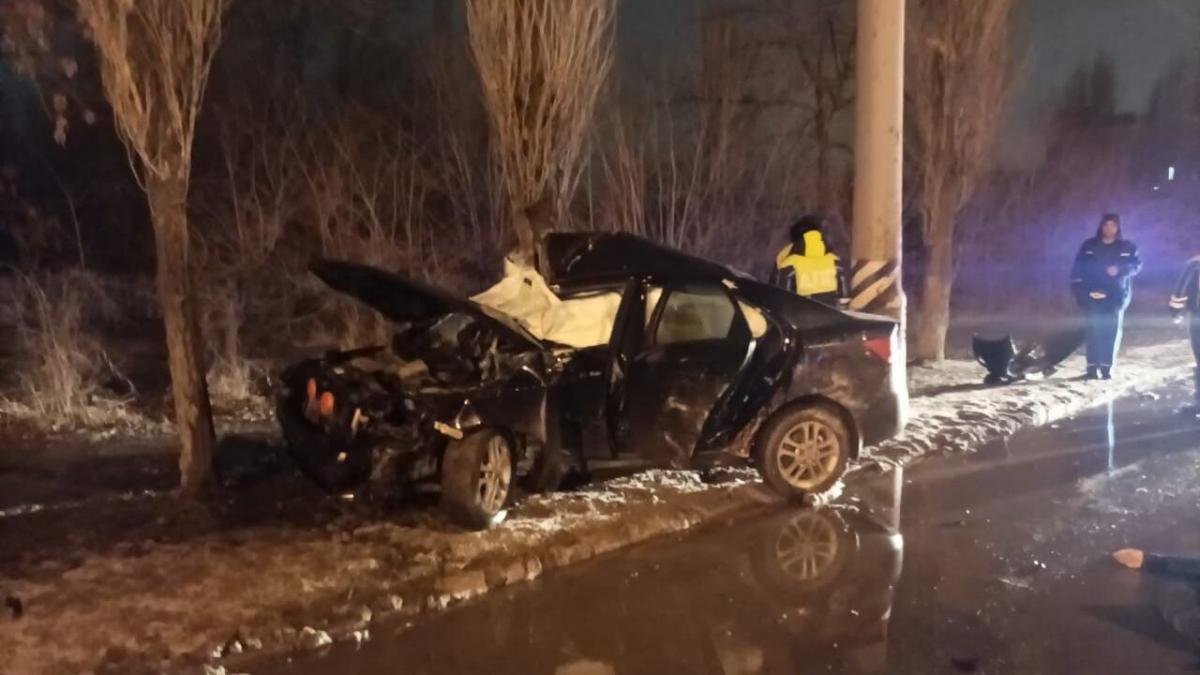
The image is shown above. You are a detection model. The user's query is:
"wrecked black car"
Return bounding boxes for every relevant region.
[275,233,905,528]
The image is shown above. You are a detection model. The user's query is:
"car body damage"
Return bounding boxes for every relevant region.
[275,234,905,527]
[277,261,558,497]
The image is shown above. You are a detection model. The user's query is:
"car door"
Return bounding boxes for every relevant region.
[614,281,753,467]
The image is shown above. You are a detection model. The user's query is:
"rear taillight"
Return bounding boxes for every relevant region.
[864,335,892,363]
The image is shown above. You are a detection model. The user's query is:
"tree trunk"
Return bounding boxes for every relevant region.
[147,173,216,493]
[512,208,536,265]
[515,191,557,273]
[432,0,453,40]
[914,201,957,362]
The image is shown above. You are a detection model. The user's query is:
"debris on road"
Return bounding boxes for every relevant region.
[298,627,332,651]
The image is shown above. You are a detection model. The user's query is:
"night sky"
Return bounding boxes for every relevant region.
[619,0,1200,166]
[1021,0,1196,112]
[4,0,1196,167]
[1010,0,1200,164]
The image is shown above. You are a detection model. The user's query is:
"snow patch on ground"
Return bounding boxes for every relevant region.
[0,396,170,439]
[871,342,1195,465]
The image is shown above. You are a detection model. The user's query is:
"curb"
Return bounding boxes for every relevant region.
[215,483,780,673]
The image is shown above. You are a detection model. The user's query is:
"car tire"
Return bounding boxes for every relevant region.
[441,430,514,530]
[755,405,850,499]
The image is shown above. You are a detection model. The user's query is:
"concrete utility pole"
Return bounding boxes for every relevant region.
[850,0,909,412]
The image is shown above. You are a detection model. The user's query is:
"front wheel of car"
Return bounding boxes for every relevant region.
[755,406,850,499]
[441,430,514,530]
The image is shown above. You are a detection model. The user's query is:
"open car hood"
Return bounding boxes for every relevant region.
[311,260,542,349]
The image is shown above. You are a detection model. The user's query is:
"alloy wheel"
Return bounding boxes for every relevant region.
[775,420,841,490]
[478,435,512,513]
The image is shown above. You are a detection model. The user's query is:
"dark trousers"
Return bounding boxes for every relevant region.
[1191,315,1200,402]
[1191,314,1200,362]
[1084,307,1125,369]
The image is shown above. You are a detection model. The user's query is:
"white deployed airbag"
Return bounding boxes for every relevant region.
[472,260,621,349]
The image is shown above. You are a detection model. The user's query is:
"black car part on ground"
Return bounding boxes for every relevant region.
[972,327,1085,385]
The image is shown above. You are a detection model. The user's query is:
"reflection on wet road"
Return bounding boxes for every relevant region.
[261,495,904,675]
[258,383,1200,675]
[1106,399,1116,473]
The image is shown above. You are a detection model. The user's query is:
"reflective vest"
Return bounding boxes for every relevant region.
[776,231,839,297]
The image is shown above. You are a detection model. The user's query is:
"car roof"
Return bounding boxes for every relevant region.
[542,232,895,333]
[542,232,739,288]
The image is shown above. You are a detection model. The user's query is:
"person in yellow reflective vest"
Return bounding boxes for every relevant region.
[771,215,846,306]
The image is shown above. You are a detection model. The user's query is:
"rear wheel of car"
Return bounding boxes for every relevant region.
[756,405,850,499]
[441,430,514,530]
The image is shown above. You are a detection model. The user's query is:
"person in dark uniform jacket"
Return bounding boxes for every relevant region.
[1070,213,1143,380]
[1169,254,1200,406]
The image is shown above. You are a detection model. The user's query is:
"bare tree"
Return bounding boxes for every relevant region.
[77,0,229,491]
[465,0,616,265]
[908,0,1018,361]
[748,0,856,220]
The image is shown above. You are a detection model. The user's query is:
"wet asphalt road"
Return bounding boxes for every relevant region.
[255,382,1200,675]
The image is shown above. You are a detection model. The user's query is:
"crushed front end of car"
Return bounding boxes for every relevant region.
[273,261,564,526]
[276,347,439,496]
